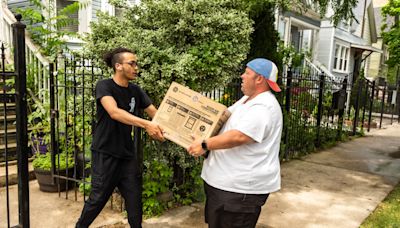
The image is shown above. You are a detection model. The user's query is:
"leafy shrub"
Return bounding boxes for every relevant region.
[32,152,74,170]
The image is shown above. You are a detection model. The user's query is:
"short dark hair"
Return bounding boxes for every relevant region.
[102,47,135,71]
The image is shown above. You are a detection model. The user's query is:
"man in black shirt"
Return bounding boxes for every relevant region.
[76,48,164,228]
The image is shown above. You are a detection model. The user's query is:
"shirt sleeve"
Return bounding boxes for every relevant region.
[136,86,152,109]
[233,104,271,143]
[95,80,112,101]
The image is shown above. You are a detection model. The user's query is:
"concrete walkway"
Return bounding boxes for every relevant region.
[140,122,400,228]
[1,121,400,228]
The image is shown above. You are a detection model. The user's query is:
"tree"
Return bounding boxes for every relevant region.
[381,0,400,69]
[85,0,253,104]
[274,0,358,26]
[16,0,87,59]
[242,0,358,73]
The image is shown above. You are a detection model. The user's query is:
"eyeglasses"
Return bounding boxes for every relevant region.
[121,61,137,67]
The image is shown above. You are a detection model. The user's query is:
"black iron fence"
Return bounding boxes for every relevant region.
[277,69,349,159]
[27,52,400,213]
[1,15,30,228]
[47,55,400,188]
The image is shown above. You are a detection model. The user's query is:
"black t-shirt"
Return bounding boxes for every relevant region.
[91,79,152,159]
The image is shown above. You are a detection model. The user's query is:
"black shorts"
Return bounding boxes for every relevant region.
[204,182,269,228]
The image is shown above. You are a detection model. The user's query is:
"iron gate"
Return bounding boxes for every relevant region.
[48,55,104,200]
[0,15,30,228]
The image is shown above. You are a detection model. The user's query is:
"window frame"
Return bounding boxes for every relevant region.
[333,42,350,73]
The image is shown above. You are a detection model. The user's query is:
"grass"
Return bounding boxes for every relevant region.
[360,182,400,228]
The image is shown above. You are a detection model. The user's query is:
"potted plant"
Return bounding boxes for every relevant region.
[27,92,51,155]
[33,152,74,192]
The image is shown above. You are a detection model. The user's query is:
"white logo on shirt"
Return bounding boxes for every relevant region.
[129,97,136,113]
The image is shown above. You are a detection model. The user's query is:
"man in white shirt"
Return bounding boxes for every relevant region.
[187,58,283,228]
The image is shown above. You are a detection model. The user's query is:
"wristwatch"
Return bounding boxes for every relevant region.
[201,140,208,151]
[201,140,210,158]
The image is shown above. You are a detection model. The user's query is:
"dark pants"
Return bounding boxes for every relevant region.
[204,182,269,228]
[76,151,142,228]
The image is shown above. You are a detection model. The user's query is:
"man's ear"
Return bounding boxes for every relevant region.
[115,63,122,71]
[256,75,265,85]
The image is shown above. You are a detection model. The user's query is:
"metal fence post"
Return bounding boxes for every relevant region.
[379,81,387,129]
[367,80,376,132]
[316,73,325,147]
[352,78,363,135]
[12,14,30,228]
[361,79,369,129]
[49,63,57,182]
[283,68,292,159]
[337,78,347,140]
[316,74,325,147]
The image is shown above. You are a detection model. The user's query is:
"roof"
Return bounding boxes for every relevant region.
[350,43,383,53]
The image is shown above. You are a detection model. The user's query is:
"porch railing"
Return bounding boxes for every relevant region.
[1,1,50,102]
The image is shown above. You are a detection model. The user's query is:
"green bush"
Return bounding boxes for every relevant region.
[32,152,74,170]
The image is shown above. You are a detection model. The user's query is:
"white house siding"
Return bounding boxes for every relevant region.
[92,0,102,22]
[368,39,383,78]
[7,0,31,9]
[7,0,35,18]
[352,0,370,37]
[316,27,334,70]
[363,14,372,44]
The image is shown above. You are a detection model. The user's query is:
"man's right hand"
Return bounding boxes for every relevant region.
[145,121,165,142]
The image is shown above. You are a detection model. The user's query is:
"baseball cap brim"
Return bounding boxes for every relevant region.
[267,79,281,92]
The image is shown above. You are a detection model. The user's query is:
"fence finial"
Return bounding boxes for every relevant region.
[15,14,22,22]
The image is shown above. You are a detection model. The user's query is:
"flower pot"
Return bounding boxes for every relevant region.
[34,167,74,192]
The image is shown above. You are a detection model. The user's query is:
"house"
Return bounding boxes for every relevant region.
[3,0,137,51]
[275,0,322,72]
[315,0,382,85]
[366,2,391,81]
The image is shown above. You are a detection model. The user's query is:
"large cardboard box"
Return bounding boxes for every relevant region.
[152,82,231,148]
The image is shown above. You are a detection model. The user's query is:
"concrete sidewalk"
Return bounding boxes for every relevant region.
[142,122,400,228]
[1,122,400,228]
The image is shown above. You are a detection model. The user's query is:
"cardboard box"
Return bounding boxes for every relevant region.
[152,82,231,148]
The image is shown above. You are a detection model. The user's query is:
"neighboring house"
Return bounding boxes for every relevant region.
[366,6,391,81]
[4,0,136,51]
[315,0,383,112]
[315,0,382,85]
[275,0,321,68]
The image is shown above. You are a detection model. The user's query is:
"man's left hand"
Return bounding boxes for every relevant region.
[187,135,205,157]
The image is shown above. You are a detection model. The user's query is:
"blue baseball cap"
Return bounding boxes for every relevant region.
[246,58,281,92]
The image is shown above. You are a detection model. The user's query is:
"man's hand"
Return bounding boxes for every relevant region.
[187,135,206,157]
[145,121,165,142]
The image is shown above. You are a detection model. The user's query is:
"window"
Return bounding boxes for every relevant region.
[333,44,349,72]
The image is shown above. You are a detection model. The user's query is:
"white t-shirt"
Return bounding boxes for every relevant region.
[201,91,283,194]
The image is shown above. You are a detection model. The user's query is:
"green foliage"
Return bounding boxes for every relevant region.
[277,42,306,68]
[141,139,204,216]
[142,159,173,217]
[32,152,74,170]
[246,1,281,69]
[78,176,92,195]
[28,93,51,146]
[16,0,88,58]
[173,162,205,205]
[386,66,399,85]
[283,109,317,157]
[84,0,253,105]
[381,0,400,67]
[271,0,358,26]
